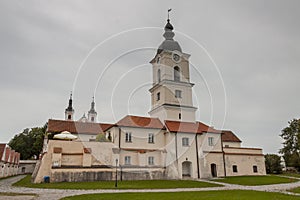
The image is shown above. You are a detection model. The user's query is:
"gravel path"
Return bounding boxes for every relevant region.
[0,175,300,200]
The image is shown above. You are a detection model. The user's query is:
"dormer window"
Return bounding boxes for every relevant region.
[174,66,180,82]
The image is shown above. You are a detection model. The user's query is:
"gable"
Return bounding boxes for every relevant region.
[221,130,242,143]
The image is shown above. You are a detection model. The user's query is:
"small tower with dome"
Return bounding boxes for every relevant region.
[65,92,74,121]
[149,11,197,122]
[88,97,97,123]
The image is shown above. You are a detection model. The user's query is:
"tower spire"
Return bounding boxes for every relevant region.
[65,91,74,121]
[88,96,97,122]
[157,9,182,53]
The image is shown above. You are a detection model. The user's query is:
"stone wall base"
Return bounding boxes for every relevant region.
[50,169,167,182]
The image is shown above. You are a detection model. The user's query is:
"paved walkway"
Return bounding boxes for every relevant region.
[0,175,300,200]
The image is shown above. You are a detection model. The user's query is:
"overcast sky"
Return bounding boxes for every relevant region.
[0,0,299,154]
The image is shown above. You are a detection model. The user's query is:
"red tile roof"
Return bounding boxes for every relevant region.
[116,115,164,129]
[221,130,241,143]
[0,144,6,161]
[165,120,220,134]
[47,119,113,135]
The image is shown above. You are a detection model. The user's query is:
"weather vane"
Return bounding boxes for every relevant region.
[168,8,172,21]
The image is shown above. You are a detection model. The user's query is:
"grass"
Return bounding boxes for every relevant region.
[213,175,298,186]
[14,175,220,189]
[282,173,300,178]
[60,190,300,200]
[290,187,300,194]
[0,192,36,196]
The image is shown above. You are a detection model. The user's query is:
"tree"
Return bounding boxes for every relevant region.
[265,154,282,174]
[96,134,110,142]
[9,123,47,160]
[279,119,300,171]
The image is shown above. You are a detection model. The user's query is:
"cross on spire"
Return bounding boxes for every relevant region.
[167,8,172,22]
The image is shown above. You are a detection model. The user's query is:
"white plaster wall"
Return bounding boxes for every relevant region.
[223,142,241,148]
[225,154,266,176]
[117,127,165,150]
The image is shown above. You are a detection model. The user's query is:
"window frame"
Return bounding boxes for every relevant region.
[208,137,214,146]
[233,165,238,173]
[182,137,189,147]
[148,133,154,144]
[157,69,161,82]
[174,66,180,82]
[125,132,132,143]
[148,156,154,165]
[253,165,258,173]
[125,156,131,165]
[156,92,160,101]
[175,90,182,98]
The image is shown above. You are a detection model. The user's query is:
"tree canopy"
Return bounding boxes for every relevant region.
[9,123,47,160]
[279,119,300,171]
[264,154,282,174]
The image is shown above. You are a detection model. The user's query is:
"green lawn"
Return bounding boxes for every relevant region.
[61,190,300,200]
[282,173,300,178]
[213,175,298,186]
[290,187,300,194]
[14,175,220,189]
[0,192,36,196]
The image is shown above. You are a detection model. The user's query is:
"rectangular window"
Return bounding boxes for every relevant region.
[253,165,258,173]
[208,137,214,146]
[148,133,154,143]
[182,137,189,146]
[156,92,160,101]
[125,132,132,142]
[125,156,131,165]
[233,165,238,173]
[175,90,182,98]
[148,156,154,165]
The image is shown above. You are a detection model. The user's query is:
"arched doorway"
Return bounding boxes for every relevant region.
[211,163,217,177]
[182,161,192,177]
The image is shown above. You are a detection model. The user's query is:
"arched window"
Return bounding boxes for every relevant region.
[156,92,160,101]
[157,69,161,82]
[174,66,180,82]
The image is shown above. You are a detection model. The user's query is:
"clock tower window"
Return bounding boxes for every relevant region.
[174,66,180,82]
[157,69,161,82]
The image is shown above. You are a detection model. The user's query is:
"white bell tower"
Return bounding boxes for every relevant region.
[87,97,97,123]
[149,16,197,123]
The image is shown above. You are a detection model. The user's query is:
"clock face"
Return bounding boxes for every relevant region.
[173,54,180,62]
